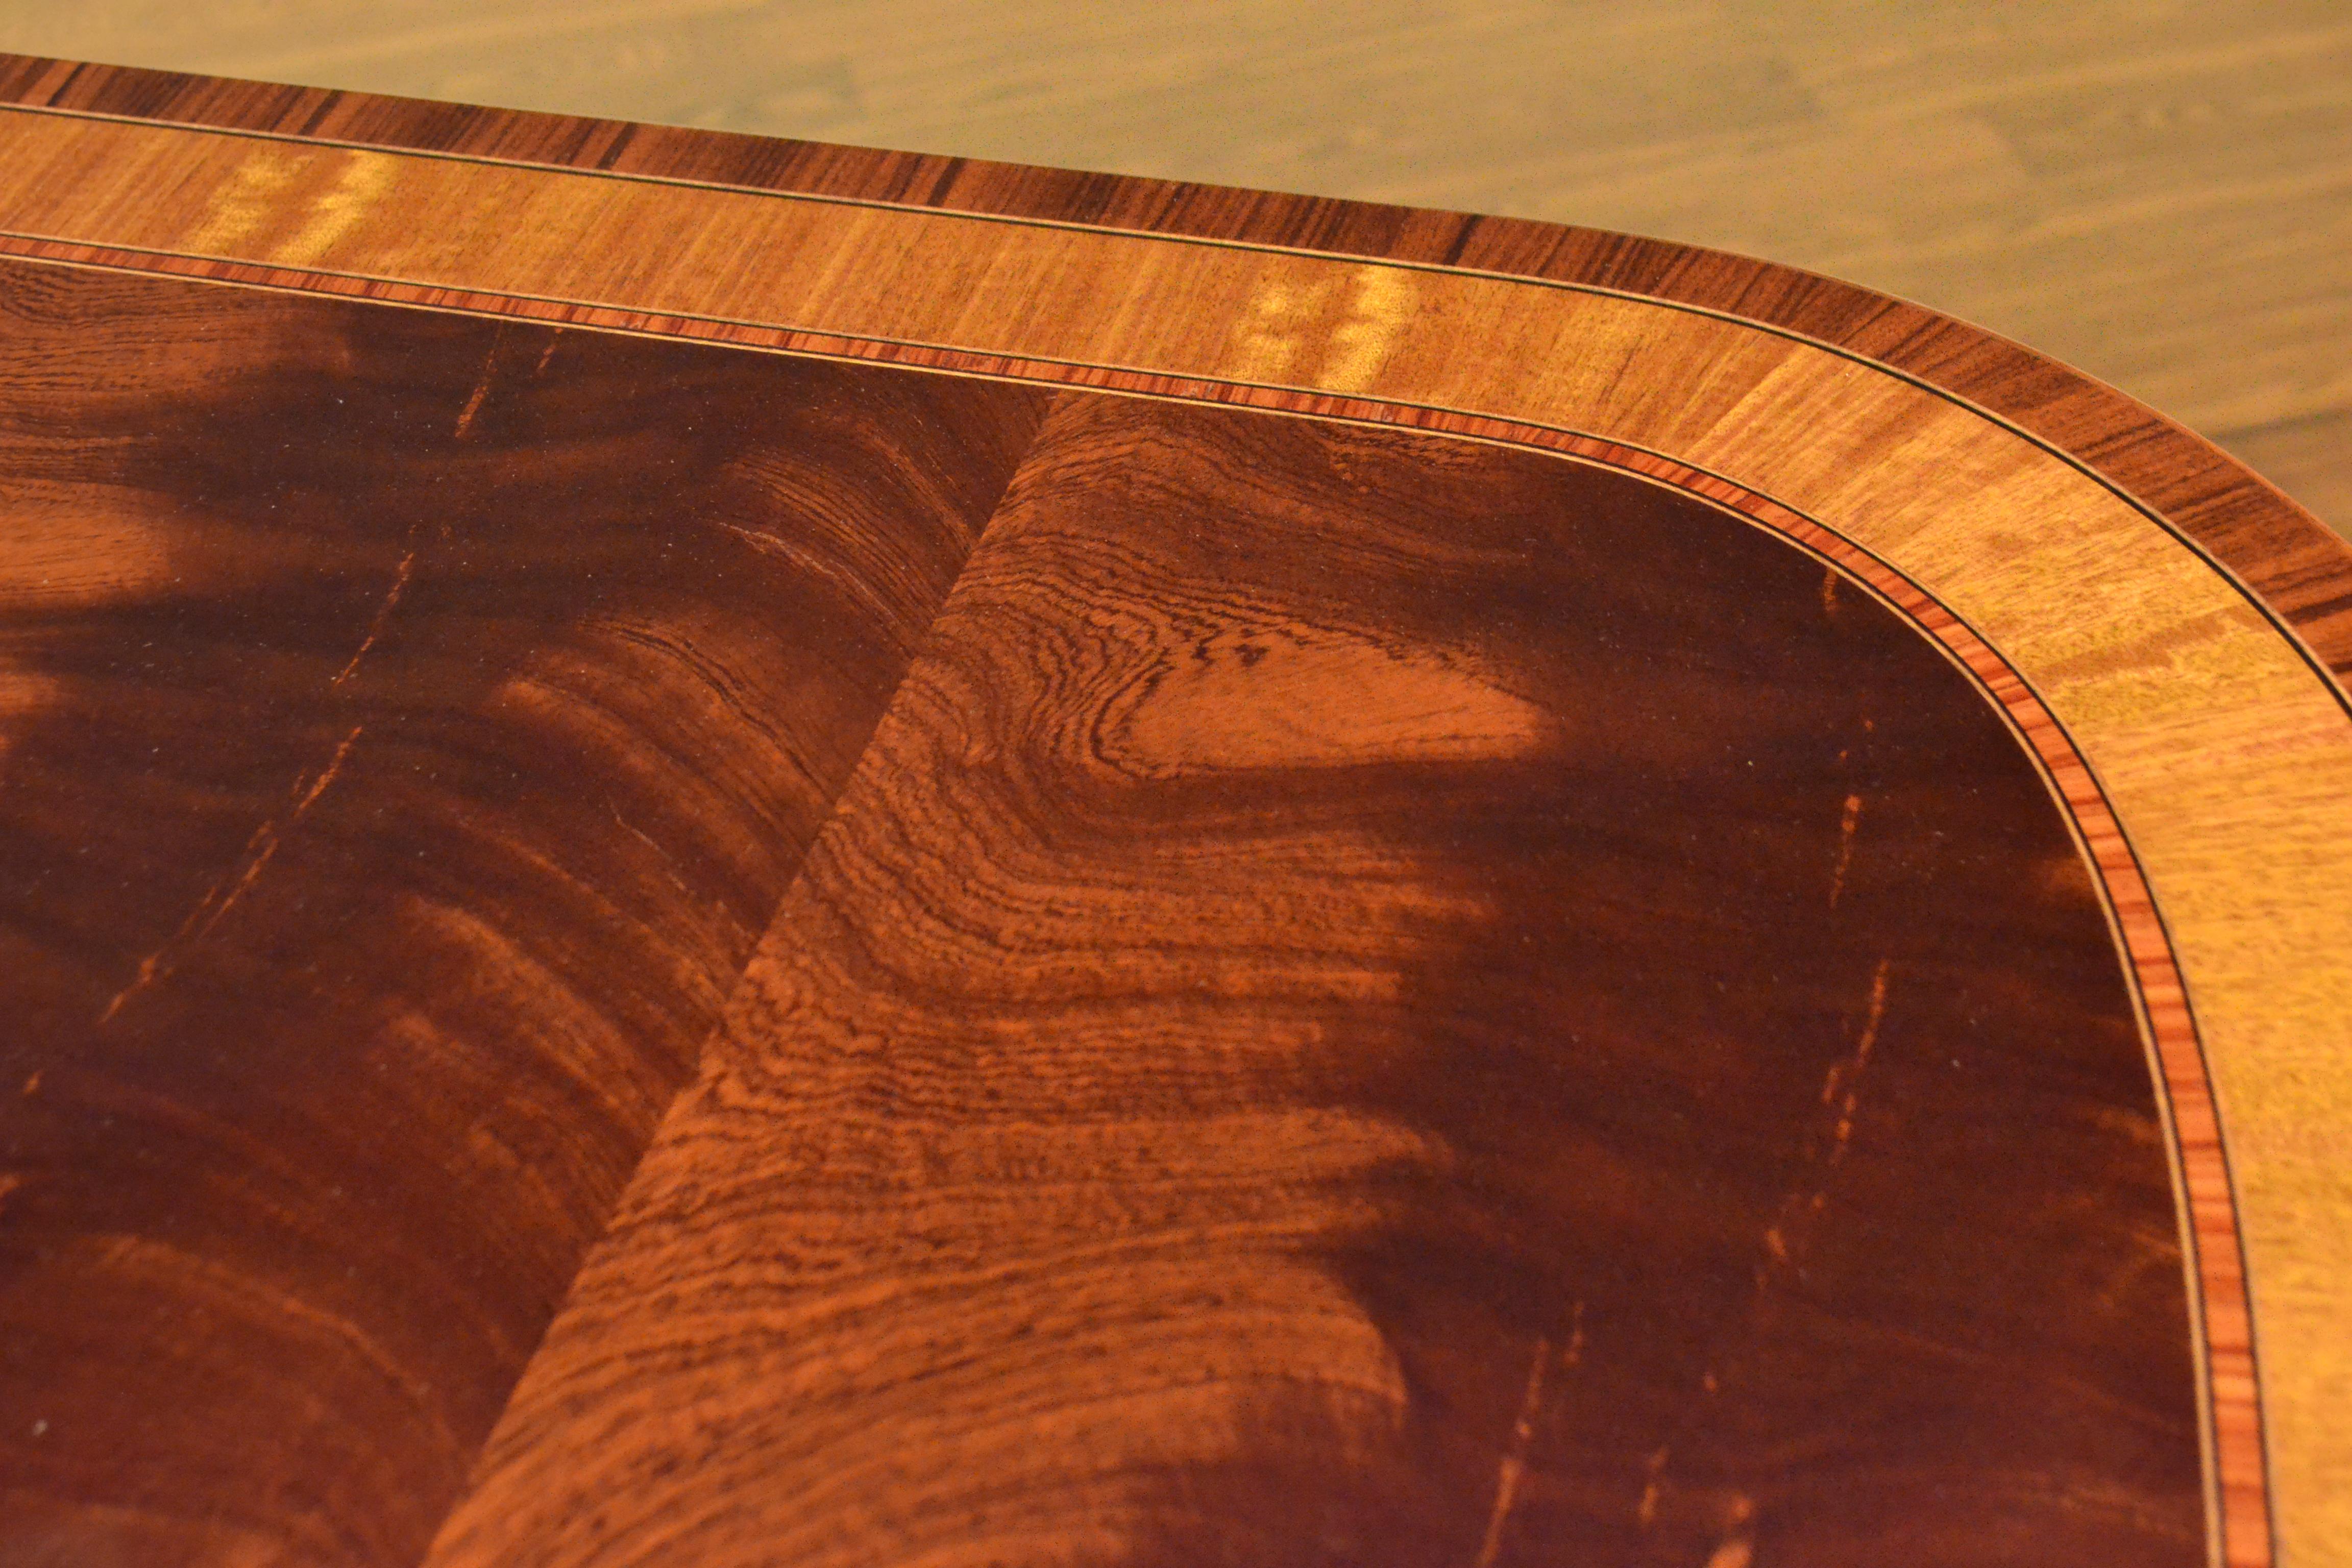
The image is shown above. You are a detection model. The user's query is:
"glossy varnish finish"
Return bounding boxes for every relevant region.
[1,51,2343,683]
[433,398,2200,1567]
[0,54,2348,1568]
[0,261,1042,1564]
[15,2,2347,510]
[0,114,2337,1550]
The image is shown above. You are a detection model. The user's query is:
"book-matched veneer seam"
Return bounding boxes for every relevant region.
[0,226,2277,1568]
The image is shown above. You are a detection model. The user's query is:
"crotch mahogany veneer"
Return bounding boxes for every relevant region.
[0,52,2346,1568]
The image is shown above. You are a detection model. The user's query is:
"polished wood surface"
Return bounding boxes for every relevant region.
[0,262,1042,1563]
[0,55,2346,1568]
[436,395,2200,1568]
[3,3,2345,538]
[0,54,2340,685]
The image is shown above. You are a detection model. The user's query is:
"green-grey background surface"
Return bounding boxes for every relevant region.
[2,1,2345,535]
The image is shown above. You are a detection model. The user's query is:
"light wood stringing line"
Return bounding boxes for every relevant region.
[0,107,2345,1566]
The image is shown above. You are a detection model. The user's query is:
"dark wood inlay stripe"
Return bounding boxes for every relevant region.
[2,50,2342,691]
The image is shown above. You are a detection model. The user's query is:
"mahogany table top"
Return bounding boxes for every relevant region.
[0,52,2346,1568]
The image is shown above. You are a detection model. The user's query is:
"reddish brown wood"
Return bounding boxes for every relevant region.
[5,53,2336,1566]
[434,395,2201,1568]
[2,50,2342,691]
[0,259,1043,1565]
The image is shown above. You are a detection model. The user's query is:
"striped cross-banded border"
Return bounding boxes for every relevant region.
[0,230,2271,1568]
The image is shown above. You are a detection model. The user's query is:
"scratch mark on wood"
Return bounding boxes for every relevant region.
[1750,958,1895,1285]
[452,353,497,440]
[1823,961,1892,1163]
[1820,959,1891,1113]
[1471,1335,1551,1568]
[1829,791,1863,907]
[1637,1443,1671,1528]
[333,549,416,686]
[99,723,364,1024]
[292,725,362,816]
[1471,1304,1583,1568]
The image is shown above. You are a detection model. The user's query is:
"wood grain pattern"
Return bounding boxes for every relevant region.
[0,48,2342,680]
[0,119,2341,1557]
[0,260,1043,1565]
[0,56,2346,1568]
[432,395,2203,1568]
[3,2,2346,511]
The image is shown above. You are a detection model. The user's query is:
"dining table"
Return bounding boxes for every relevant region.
[0,51,2346,1568]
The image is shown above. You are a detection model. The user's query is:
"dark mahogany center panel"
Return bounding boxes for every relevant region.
[438,396,2202,1567]
[0,255,2201,1568]
[0,260,1044,1566]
